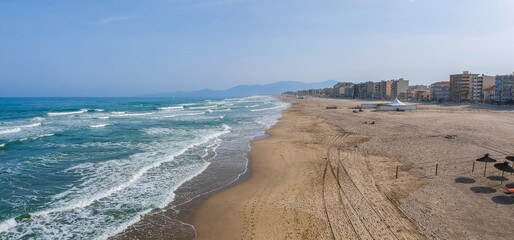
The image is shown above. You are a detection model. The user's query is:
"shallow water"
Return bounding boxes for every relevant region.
[0,96,288,239]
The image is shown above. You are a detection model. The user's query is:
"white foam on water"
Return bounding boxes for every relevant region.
[0,143,5,148]
[162,112,205,118]
[250,105,284,112]
[97,116,110,119]
[110,111,127,115]
[0,122,41,135]
[2,125,232,230]
[90,124,110,129]
[157,106,183,111]
[32,117,45,122]
[124,112,154,117]
[0,219,16,234]
[0,96,287,239]
[46,109,89,116]
[22,122,41,128]
[16,133,55,142]
[110,112,153,117]
[188,105,217,110]
[0,127,21,135]
[92,109,104,112]
[143,128,187,136]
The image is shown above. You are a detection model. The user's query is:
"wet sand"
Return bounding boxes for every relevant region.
[193,97,514,240]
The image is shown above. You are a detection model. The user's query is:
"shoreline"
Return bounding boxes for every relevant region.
[110,102,284,240]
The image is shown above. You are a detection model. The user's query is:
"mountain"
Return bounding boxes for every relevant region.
[144,80,338,98]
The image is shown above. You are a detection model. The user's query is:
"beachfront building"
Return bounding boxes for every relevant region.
[333,82,354,98]
[365,81,375,98]
[430,81,450,102]
[377,80,393,99]
[494,73,514,104]
[407,84,430,101]
[373,82,380,99]
[472,74,495,103]
[449,71,479,102]
[391,78,409,100]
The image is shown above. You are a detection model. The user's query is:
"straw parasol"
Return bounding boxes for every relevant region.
[476,154,497,177]
[493,161,514,184]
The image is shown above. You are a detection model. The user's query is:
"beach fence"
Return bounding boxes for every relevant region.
[394,154,514,180]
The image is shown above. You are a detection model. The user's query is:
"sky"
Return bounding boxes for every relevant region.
[1,0,514,97]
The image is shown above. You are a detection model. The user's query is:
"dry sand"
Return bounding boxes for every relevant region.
[193,97,514,240]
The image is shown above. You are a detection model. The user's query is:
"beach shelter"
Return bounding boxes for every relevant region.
[476,154,497,176]
[387,98,406,106]
[493,161,514,184]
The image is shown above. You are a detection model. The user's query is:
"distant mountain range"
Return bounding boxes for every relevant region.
[144,80,338,98]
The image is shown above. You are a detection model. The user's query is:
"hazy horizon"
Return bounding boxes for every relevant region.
[1,0,514,97]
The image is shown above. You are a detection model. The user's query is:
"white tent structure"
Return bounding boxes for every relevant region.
[387,98,406,106]
[377,98,416,111]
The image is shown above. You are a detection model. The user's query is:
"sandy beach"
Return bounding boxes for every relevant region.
[193,97,514,240]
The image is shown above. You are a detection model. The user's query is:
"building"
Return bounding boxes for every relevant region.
[494,73,514,104]
[377,80,393,99]
[430,81,450,102]
[365,81,374,98]
[421,91,431,100]
[483,86,495,104]
[391,78,409,100]
[449,71,479,102]
[333,82,354,98]
[472,74,495,103]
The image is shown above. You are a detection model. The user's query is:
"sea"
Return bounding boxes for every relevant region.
[0,96,289,239]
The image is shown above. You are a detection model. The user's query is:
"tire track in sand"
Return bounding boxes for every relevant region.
[322,131,424,240]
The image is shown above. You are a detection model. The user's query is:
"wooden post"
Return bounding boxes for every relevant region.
[472,161,475,172]
[435,163,438,176]
[501,169,505,184]
[396,166,399,179]
[484,162,487,177]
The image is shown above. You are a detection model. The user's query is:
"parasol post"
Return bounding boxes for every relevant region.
[484,162,487,177]
[396,166,399,179]
[472,161,475,172]
[435,163,438,176]
[501,169,505,184]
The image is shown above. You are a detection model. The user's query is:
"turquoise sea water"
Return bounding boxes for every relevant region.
[0,96,288,239]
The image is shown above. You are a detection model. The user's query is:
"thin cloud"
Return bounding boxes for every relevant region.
[99,15,140,24]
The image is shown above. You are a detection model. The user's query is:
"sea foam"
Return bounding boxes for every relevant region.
[90,124,110,128]
[47,109,89,116]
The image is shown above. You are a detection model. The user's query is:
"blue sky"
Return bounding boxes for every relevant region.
[1,0,513,97]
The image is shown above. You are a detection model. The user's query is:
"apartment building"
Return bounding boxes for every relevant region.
[449,71,479,102]
[430,81,450,102]
[472,75,495,103]
[494,73,514,104]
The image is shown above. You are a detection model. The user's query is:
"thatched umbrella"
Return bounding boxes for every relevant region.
[506,156,514,175]
[476,154,497,177]
[493,161,514,184]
